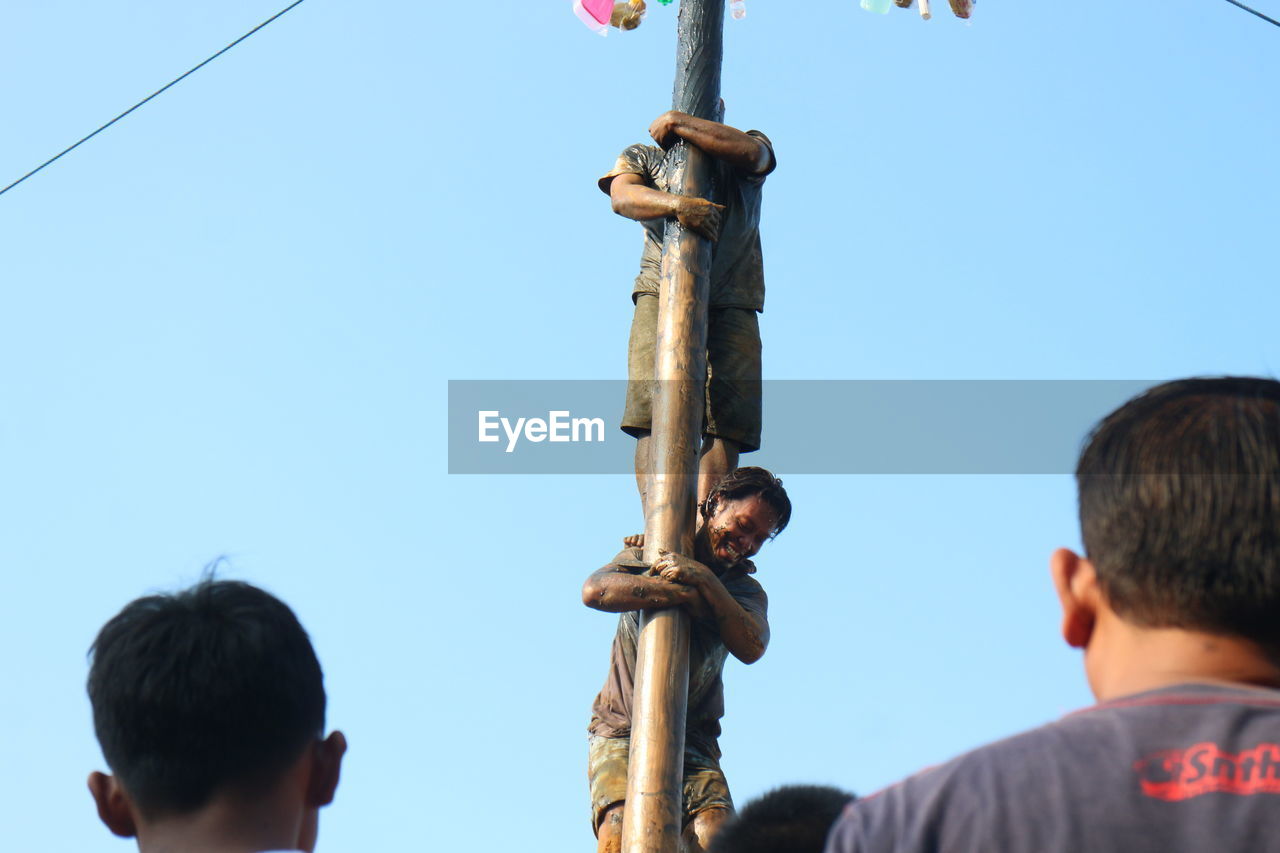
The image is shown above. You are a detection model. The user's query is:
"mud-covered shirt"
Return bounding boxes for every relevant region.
[588,547,768,755]
[825,683,1280,853]
[598,132,774,312]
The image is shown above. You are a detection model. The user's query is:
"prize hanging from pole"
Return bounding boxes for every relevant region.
[884,0,975,18]
[572,0,749,35]
[574,0,974,34]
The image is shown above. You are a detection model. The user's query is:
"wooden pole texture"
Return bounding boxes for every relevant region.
[623,2,724,852]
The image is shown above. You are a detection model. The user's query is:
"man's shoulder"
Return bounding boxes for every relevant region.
[599,144,665,195]
[744,129,773,152]
[868,705,1125,792]
[824,717,1085,852]
[720,562,767,611]
[739,130,776,179]
[624,142,664,157]
[897,713,1082,789]
[616,143,665,175]
[890,682,1280,784]
[828,685,1280,852]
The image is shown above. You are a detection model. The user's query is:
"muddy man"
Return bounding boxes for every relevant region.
[598,107,776,516]
[582,468,792,853]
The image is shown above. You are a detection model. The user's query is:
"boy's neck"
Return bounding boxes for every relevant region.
[1088,609,1280,702]
[134,787,309,853]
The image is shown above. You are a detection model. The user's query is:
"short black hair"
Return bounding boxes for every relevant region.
[1077,376,1280,649]
[87,579,326,817]
[702,466,793,536]
[707,784,856,853]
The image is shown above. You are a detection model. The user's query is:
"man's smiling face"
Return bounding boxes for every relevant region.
[705,492,780,568]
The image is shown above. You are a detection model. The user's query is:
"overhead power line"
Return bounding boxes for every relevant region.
[0,0,308,199]
[1222,0,1280,27]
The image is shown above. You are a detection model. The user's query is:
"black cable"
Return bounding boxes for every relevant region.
[0,0,308,198]
[1221,0,1280,27]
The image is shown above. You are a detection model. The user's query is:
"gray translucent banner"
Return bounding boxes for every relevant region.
[447,380,1157,474]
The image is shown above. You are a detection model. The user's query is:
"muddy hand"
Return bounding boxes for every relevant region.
[674,197,725,242]
[648,110,688,149]
[654,548,704,586]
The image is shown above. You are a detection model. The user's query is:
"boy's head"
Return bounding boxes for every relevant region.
[707,784,856,853]
[1074,377,1280,651]
[699,467,793,567]
[87,579,344,850]
[701,466,793,537]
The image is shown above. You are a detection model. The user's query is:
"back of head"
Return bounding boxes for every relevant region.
[1077,376,1280,650]
[703,466,793,536]
[87,579,326,818]
[707,784,856,853]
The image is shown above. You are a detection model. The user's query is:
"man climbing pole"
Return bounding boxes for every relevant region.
[591,3,747,851]
[600,106,775,514]
[577,2,979,850]
[583,467,792,853]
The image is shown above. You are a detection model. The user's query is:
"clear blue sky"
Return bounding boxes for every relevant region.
[3,1,1279,849]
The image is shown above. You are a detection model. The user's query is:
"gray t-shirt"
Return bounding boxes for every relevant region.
[588,547,768,755]
[826,683,1280,853]
[598,132,774,312]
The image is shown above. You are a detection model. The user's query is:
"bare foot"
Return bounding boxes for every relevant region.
[623,533,645,549]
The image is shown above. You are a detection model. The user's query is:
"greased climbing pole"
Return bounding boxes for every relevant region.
[623,2,724,852]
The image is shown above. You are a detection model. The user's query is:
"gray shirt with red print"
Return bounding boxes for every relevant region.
[826,683,1280,853]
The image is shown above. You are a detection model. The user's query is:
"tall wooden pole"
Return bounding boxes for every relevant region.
[623,2,724,852]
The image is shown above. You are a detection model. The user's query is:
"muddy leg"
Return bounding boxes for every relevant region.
[634,433,652,518]
[682,806,732,853]
[597,803,625,853]
[697,437,740,507]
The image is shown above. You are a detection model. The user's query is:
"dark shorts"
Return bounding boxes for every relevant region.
[622,293,763,453]
[587,734,734,833]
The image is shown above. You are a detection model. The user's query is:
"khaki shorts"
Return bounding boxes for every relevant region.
[587,734,733,833]
[622,293,762,453]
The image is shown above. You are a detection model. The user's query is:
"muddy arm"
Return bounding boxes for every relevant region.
[653,552,770,663]
[694,573,769,664]
[608,173,724,241]
[581,564,700,612]
[648,111,773,176]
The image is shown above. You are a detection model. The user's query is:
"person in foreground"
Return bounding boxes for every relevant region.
[826,376,1280,853]
[87,578,347,853]
[584,466,792,853]
[708,785,856,853]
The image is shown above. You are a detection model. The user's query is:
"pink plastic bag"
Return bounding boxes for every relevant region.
[574,0,613,35]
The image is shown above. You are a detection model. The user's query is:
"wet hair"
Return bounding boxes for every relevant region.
[87,579,326,817]
[707,784,856,853]
[701,466,792,536]
[1077,376,1280,649]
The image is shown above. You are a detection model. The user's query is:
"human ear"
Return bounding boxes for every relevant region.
[306,731,348,807]
[1050,548,1099,649]
[87,771,137,839]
